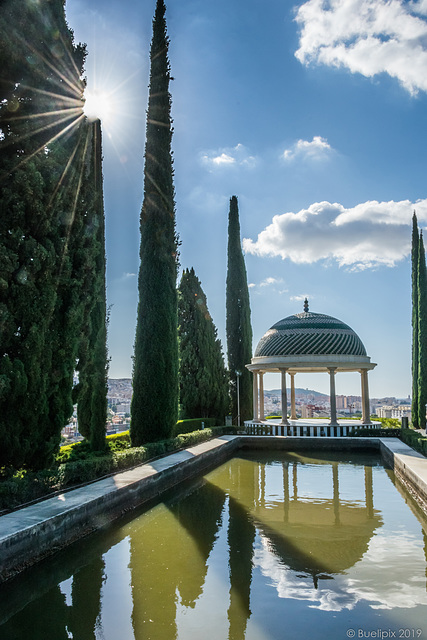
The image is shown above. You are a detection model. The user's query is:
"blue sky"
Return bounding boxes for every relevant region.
[66,0,427,397]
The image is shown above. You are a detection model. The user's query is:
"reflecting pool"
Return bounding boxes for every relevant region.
[1,450,427,640]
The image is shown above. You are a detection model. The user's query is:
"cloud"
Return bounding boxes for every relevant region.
[243,198,427,269]
[248,277,288,294]
[283,136,332,161]
[201,143,257,170]
[294,0,427,95]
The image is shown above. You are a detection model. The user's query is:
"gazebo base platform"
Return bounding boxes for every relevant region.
[244,418,381,437]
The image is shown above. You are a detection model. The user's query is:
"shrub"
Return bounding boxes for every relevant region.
[374,417,401,429]
[106,431,131,451]
[0,425,238,511]
[349,428,400,437]
[173,418,217,436]
[401,428,427,456]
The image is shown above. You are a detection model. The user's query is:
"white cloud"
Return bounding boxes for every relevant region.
[260,276,283,287]
[290,294,311,302]
[254,529,427,612]
[295,0,427,95]
[283,136,332,161]
[201,143,257,169]
[243,198,427,269]
[410,0,427,16]
[248,277,288,294]
[210,153,235,166]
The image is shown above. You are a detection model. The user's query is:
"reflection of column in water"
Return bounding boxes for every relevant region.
[293,462,298,501]
[69,556,105,640]
[365,465,374,518]
[227,462,256,640]
[283,461,289,523]
[332,462,340,525]
[260,462,266,508]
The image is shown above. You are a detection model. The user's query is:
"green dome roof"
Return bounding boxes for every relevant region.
[254,311,367,358]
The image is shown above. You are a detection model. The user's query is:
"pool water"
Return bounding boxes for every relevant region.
[0,450,426,640]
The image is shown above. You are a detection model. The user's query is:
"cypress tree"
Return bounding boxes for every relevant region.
[178,268,229,420]
[131,0,178,444]
[411,212,420,428]
[0,0,87,468]
[75,120,108,451]
[226,196,253,424]
[417,231,427,430]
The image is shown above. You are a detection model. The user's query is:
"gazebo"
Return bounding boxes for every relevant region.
[245,300,378,436]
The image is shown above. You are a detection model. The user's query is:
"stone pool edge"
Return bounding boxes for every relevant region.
[0,435,426,582]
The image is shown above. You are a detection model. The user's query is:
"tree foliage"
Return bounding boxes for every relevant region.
[131,0,179,445]
[226,196,253,423]
[411,212,420,427]
[178,268,229,420]
[417,231,427,430]
[0,1,108,468]
[0,0,89,469]
[75,120,109,452]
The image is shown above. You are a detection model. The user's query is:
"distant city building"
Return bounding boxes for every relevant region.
[116,402,131,414]
[375,404,412,420]
[376,406,394,419]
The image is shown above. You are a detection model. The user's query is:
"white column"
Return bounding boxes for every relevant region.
[290,373,297,420]
[259,372,265,421]
[252,371,259,421]
[280,368,289,425]
[361,369,371,424]
[329,367,338,426]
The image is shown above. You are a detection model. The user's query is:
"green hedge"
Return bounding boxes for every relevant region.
[401,428,427,456]
[173,418,217,436]
[0,426,237,511]
[349,428,401,437]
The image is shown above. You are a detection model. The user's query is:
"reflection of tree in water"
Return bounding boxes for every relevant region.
[226,457,256,640]
[129,480,226,640]
[424,529,427,592]
[0,585,70,640]
[173,481,226,606]
[227,496,256,640]
[0,541,106,640]
[68,556,105,640]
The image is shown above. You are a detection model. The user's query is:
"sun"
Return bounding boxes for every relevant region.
[83,89,113,123]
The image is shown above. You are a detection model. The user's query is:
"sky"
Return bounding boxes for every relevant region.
[65,0,427,398]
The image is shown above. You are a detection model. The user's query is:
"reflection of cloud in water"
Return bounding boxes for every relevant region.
[254,530,427,612]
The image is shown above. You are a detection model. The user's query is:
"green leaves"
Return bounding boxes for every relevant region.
[226,196,253,423]
[131,0,178,445]
[178,268,229,420]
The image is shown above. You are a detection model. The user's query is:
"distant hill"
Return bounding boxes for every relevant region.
[108,378,132,400]
[265,388,329,400]
[107,379,329,401]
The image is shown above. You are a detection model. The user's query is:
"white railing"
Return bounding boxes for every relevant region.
[244,420,380,437]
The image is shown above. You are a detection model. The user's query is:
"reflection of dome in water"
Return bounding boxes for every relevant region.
[255,311,367,359]
[256,507,381,585]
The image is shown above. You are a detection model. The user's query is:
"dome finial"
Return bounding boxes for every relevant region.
[304,298,309,313]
